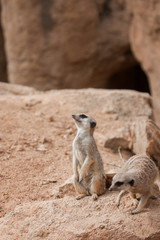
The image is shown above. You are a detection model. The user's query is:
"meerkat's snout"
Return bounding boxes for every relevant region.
[109,182,123,191]
[72,114,88,121]
[109,185,114,191]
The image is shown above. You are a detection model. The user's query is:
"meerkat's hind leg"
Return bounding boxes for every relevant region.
[116,190,128,207]
[90,177,99,201]
[136,194,157,201]
[90,175,105,201]
[131,192,150,215]
[73,177,89,200]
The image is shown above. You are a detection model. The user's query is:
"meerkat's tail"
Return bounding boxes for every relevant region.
[118,146,125,163]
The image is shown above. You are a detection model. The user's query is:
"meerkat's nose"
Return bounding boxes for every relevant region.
[72,114,76,119]
[109,186,112,191]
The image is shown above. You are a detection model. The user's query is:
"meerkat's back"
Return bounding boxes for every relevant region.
[125,155,158,179]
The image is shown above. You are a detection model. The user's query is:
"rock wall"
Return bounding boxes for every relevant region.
[1,0,160,124]
[1,0,135,90]
[129,0,160,124]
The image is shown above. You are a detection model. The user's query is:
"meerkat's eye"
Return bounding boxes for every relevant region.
[80,114,87,119]
[115,181,123,187]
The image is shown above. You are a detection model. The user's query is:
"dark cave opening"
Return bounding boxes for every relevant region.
[107,64,151,94]
[0,5,8,83]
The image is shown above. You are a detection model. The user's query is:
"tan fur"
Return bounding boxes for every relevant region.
[72,113,106,200]
[109,154,160,214]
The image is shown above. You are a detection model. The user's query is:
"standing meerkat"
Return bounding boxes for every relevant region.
[109,154,160,214]
[72,113,106,200]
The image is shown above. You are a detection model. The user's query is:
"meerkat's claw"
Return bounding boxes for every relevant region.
[131,208,142,215]
[131,211,137,215]
[76,196,81,200]
[76,194,87,200]
[116,200,120,208]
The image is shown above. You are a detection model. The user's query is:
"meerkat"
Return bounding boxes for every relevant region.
[72,113,106,200]
[109,154,160,214]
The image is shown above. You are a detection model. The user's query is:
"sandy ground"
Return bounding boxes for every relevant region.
[0,91,124,217]
[0,88,160,239]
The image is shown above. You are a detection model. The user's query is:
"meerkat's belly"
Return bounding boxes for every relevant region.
[75,149,86,166]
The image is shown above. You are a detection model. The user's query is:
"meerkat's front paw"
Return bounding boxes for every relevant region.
[131,210,138,215]
[131,208,141,215]
[79,175,83,183]
[79,171,84,182]
[116,199,120,208]
[116,203,120,208]
[73,174,79,182]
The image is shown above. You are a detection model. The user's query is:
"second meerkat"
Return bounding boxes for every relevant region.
[72,113,106,200]
[109,154,160,214]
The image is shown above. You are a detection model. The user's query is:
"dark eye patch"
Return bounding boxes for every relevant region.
[80,114,87,119]
[115,181,123,187]
[129,179,134,186]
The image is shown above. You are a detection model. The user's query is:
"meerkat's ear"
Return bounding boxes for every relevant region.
[90,121,96,128]
[129,179,134,186]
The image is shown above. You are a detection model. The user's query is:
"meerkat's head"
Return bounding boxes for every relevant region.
[109,172,135,191]
[72,113,96,131]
